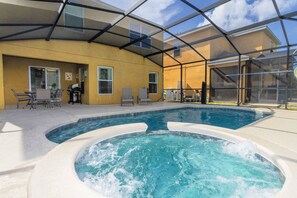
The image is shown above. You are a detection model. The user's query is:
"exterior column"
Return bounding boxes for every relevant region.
[162,65,164,101]
[0,53,4,109]
[204,60,208,104]
[86,63,97,105]
[237,55,241,106]
[180,64,183,103]
[241,63,246,104]
[285,46,290,109]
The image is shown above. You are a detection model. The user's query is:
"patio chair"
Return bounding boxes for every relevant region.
[11,89,31,109]
[184,90,198,102]
[51,89,63,107]
[121,88,134,106]
[33,89,51,108]
[138,88,151,105]
[184,93,196,102]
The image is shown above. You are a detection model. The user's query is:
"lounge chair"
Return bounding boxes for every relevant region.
[33,89,51,108]
[11,89,31,109]
[138,88,151,105]
[184,90,197,102]
[121,88,134,106]
[51,89,63,107]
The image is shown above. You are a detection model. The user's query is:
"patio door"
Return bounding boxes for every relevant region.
[29,66,60,91]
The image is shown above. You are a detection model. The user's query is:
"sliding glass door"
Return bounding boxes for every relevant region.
[46,68,59,90]
[29,66,60,91]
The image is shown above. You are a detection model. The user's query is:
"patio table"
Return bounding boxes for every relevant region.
[24,91,36,109]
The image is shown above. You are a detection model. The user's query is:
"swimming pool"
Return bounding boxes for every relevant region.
[75,131,284,198]
[47,107,267,144]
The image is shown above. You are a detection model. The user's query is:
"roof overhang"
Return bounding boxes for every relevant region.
[229,26,281,45]
[208,55,250,66]
[164,24,213,43]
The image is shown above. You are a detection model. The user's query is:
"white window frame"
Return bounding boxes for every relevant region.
[28,66,61,91]
[64,3,84,33]
[98,66,113,95]
[149,72,158,94]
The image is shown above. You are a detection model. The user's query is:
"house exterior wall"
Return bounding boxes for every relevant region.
[164,62,206,89]
[0,40,162,109]
[164,66,181,89]
[0,51,4,109]
[163,27,279,95]
[163,28,212,91]
[229,31,264,55]
[261,31,277,51]
[164,27,212,64]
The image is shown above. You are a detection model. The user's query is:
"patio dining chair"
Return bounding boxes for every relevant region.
[121,88,134,106]
[138,88,151,105]
[11,89,31,109]
[51,89,63,107]
[33,89,51,109]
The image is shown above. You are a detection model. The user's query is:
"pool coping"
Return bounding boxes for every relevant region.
[29,122,293,198]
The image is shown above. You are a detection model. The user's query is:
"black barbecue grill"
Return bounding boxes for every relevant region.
[67,83,82,104]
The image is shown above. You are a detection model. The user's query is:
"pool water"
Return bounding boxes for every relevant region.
[47,108,266,143]
[75,132,284,198]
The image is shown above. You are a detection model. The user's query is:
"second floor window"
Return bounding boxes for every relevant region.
[130,23,151,49]
[173,41,181,57]
[64,4,83,32]
[174,48,181,57]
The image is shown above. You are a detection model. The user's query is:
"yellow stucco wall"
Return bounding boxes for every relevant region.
[229,31,263,55]
[261,31,277,51]
[0,52,4,109]
[164,62,206,89]
[164,27,212,66]
[0,40,162,108]
[183,63,206,89]
[163,27,212,91]
[164,66,181,89]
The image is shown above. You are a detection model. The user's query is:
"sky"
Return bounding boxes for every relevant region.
[100,0,297,46]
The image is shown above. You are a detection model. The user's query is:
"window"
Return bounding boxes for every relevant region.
[149,72,158,94]
[142,36,151,49]
[29,66,60,91]
[130,30,141,47]
[174,48,181,57]
[64,4,83,32]
[173,41,181,57]
[98,66,113,94]
[129,23,151,49]
[141,26,151,49]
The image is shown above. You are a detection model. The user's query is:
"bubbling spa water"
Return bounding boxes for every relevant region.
[75,132,284,198]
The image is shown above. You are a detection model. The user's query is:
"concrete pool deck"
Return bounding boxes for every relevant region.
[1,102,297,197]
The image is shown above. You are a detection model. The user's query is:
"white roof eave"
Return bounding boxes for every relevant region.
[208,55,250,66]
